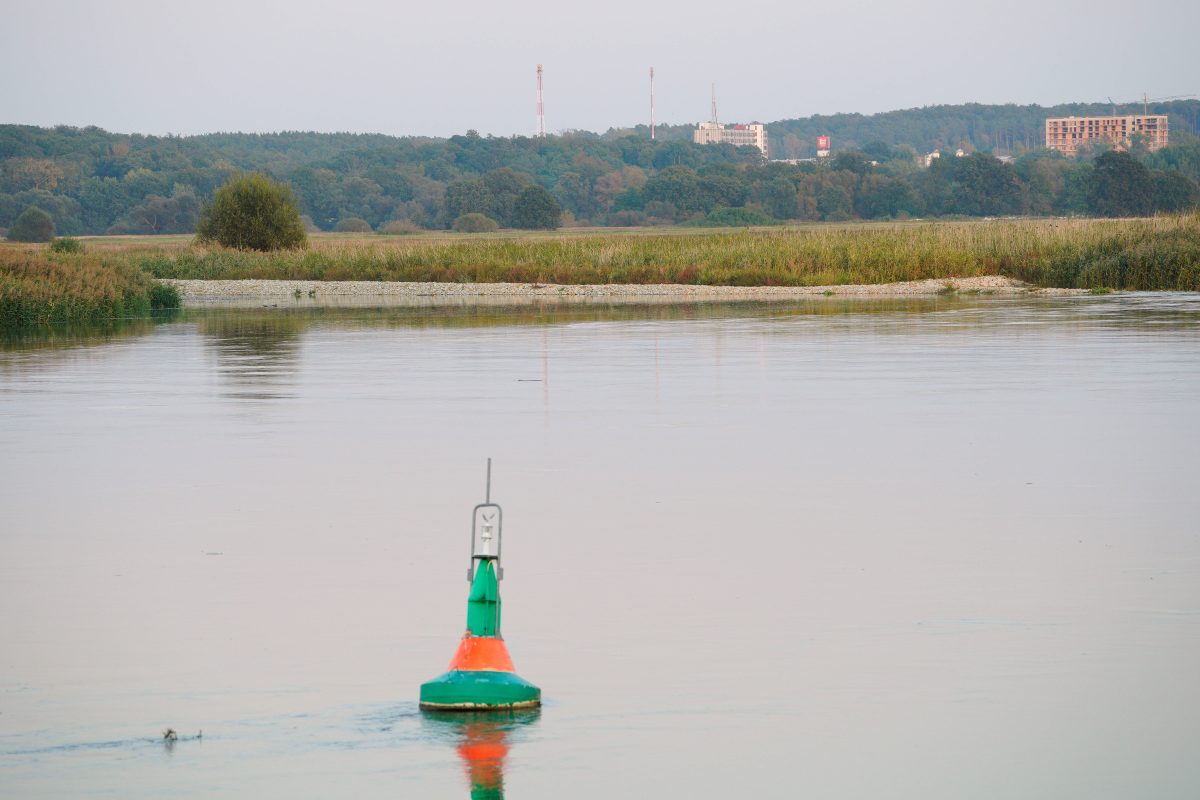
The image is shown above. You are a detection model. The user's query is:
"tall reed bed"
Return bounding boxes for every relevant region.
[136,215,1200,291]
[0,249,180,327]
[4,216,1196,327]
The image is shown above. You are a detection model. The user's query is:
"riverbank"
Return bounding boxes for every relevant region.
[2,215,1196,325]
[166,274,1085,305]
[139,215,1200,291]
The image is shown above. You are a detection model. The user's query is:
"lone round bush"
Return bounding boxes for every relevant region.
[196,173,307,251]
[453,213,500,233]
[8,206,56,242]
[49,237,84,253]
[335,217,372,233]
[378,220,422,235]
[512,185,562,230]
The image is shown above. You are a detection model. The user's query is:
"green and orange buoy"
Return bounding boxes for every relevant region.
[420,460,541,711]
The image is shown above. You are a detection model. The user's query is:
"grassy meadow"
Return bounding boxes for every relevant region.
[2,215,1198,327]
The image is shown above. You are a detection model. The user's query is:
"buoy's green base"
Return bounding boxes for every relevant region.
[420,670,541,710]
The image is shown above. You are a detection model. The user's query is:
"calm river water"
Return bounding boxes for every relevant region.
[2,295,1198,799]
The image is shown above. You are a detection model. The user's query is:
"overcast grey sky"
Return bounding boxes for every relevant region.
[2,0,1196,138]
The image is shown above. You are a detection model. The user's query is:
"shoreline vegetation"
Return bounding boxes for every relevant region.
[0,248,179,327]
[2,215,1198,327]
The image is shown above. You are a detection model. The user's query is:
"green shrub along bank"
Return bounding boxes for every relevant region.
[140,215,1200,291]
[49,236,83,253]
[195,173,307,251]
[0,249,180,327]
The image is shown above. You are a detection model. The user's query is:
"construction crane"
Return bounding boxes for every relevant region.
[1108,93,1197,116]
[1140,93,1197,115]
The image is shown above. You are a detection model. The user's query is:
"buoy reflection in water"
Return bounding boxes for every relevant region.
[422,709,540,799]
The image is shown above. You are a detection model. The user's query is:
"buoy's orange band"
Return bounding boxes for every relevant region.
[447,633,517,673]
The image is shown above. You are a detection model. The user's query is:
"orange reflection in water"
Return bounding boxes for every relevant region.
[425,709,540,799]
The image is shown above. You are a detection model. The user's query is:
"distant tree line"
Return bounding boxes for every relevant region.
[1,100,1198,239]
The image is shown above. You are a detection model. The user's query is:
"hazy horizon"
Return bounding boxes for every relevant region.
[2,0,1197,139]
[4,97,1194,141]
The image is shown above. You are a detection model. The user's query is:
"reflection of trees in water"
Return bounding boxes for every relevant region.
[0,314,175,378]
[197,312,305,401]
[189,298,962,337]
[422,708,540,800]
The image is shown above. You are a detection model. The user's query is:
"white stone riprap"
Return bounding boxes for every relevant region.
[165,276,1086,307]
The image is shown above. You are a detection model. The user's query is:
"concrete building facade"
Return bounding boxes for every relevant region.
[1044,115,1168,156]
[694,121,768,158]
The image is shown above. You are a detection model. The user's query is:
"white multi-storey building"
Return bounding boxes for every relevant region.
[694,121,768,158]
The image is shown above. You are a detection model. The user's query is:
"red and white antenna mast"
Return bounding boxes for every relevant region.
[536,64,546,138]
[650,67,656,140]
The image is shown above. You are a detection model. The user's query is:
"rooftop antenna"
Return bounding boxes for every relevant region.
[710,82,718,124]
[536,64,546,138]
[650,67,656,140]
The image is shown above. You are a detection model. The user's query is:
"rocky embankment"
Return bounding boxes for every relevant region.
[166,276,1085,306]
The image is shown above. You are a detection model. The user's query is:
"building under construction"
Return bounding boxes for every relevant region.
[1044,114,1168,156]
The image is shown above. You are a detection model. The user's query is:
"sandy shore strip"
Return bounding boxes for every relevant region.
[166,276,1087,306]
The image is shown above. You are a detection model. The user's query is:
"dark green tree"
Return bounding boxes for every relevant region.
[763,177,800,219]
[511,185,562,229]
[855,176,920,218]
[831,150,873,176]
[481,168,533,226]
[1145,141,1200,184]
[443,178,492,225]
[861,140,894,162]
[8,205,55,241]
[698,173,748,209]
[1087,151,1154,217]
[1151,171,1199,213]
[643,166,703,213]
[816,185,852,220]
[76,176,132,232]
[286,167,341,230]
[195,173,307,250]
[610,187,644,212]
[108,189,200,234]
[950,153,1024,216]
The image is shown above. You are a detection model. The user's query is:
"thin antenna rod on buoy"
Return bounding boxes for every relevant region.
[485,457,492,504]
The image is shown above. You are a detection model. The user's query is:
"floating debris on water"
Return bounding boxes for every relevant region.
[162,728,201,745]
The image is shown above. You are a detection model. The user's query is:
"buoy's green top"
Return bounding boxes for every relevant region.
[466,559,501,637]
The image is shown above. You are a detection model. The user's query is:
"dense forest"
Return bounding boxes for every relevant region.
[2,101,1198,237]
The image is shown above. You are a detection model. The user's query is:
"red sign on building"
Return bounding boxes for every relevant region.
[817,135,830,150]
